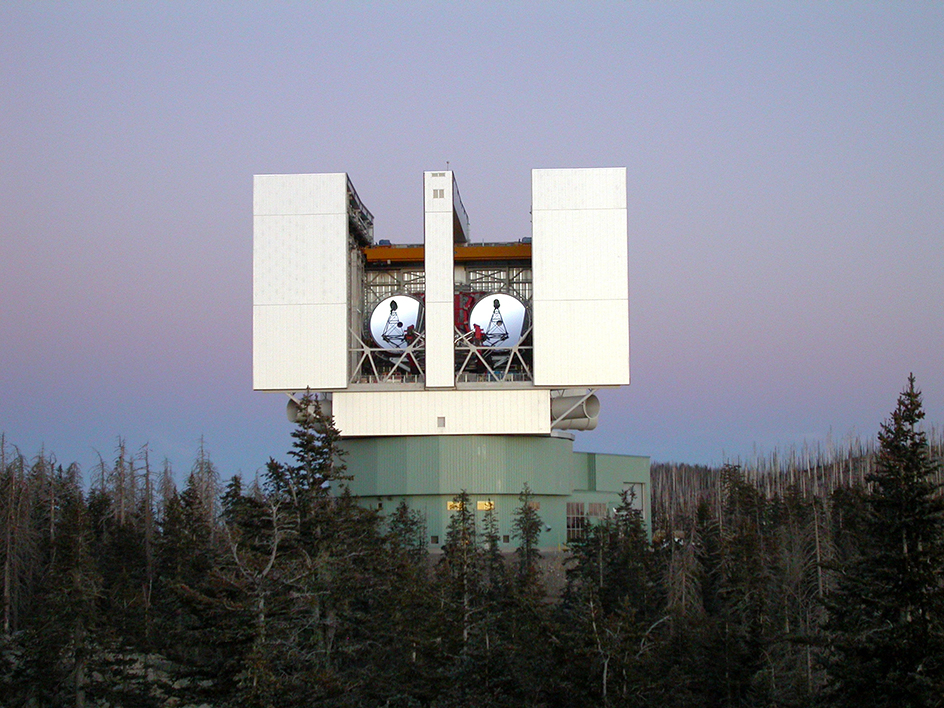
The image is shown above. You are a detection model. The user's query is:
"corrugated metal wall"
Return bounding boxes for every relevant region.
[343,437,651,548]
[343,435,581,497]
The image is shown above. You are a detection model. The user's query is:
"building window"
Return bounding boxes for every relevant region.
[431,535,439,545]
[502,535,510,544]
[433,188,445,198]
[447,500,463,511]
[528,501,541,510]
[477,500,494,511]
[566,502,586,542]
[437,416,446,428]
[588,502,607,518]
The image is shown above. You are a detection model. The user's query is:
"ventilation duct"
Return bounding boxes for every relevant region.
[550,394,600,430]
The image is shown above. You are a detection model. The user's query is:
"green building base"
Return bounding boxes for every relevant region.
[342,434,650,549]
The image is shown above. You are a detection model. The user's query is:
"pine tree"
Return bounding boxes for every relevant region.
[154,469,244,704]
[1,441,33,638]
[481,500,505,593]
[371,501,437,705]
[560,489,658,704]
[29,464,100,708]
[714,464,770,705]
[823,375,944,707]
[222,475,293,704]
[387,500,428,568]
[219,397,390,706]
[439,491,482,649]
[566,488,654,615]
[270,393,349,519]
[511,483,543,595]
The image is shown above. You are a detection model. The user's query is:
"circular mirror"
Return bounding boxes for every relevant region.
[369,295,423,350]
[468,293,528,349]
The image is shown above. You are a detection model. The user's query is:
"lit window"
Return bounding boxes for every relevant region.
[566,502,586,542]
[447,501,464,511]
[477,500,494,511]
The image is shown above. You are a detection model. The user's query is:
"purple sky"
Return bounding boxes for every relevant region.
[2,2,942,481]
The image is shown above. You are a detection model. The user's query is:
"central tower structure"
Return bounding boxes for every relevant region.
[253,168,648,547]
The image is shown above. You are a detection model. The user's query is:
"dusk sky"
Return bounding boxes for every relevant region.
[2,2,942,481]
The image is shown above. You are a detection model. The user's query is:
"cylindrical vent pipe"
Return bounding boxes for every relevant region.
[286,397,333,425]
[550,394,600,430]
[550,394,601,421]
[554,417,599,431]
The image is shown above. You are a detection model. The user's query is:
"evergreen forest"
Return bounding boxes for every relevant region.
[1,378,942,707]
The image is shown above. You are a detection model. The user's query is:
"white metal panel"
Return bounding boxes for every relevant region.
[534,300,629,385]
[532,168,630,387]
[253,303,348,390]
[424,171,455,388]
[332,389,551,436]
[425,297,454,387]
[531,167,627,212]
[253,214,348,305]
[253,172,351,391]
[531,210,628,302]
[253,173,347,216]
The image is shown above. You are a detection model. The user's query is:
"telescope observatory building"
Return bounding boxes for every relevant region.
[253,168,649,547]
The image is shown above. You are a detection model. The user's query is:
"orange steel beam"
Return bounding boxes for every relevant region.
[455,243,531,261]
[362,245,424,263]
[363,243,531,264]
